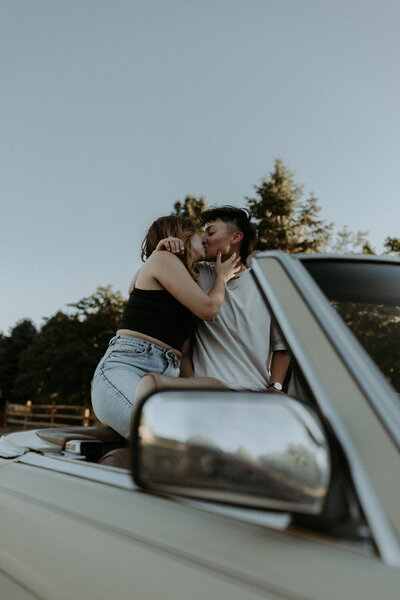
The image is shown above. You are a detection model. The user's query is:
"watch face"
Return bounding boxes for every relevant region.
[270,382,283,391]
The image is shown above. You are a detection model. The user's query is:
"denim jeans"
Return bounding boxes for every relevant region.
[91,335,180,439]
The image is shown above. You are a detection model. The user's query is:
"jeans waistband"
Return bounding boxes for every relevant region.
[109,335,180,366]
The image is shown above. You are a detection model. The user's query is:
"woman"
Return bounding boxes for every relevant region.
[91,215,240,438]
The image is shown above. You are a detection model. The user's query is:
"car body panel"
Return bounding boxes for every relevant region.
[0,570,40,600]
[0,459,399,600]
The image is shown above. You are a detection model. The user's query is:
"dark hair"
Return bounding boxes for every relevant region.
[141,215,199,279]
[200,205,256,262]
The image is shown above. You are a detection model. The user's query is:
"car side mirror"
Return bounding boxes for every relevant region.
[131,390,331,515]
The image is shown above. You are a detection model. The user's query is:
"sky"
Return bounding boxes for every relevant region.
[1,0,399,335]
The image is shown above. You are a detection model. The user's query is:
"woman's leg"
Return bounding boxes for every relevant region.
[92,365,141,439]
[133,373,228,405]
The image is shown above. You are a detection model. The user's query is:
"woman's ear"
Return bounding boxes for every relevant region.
[231,231,244,247]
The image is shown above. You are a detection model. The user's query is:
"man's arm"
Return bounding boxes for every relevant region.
[180,338,195,377]
[155,237,184,254]
[268,350,290,394]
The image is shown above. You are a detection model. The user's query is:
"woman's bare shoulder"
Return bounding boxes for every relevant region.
[136,252,184,289]
[146,250,184,268]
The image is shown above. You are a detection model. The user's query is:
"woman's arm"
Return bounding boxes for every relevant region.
[138,251,240,320]
[128,268,141,294]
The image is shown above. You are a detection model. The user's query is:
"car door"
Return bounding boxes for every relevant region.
[250,253,400,567]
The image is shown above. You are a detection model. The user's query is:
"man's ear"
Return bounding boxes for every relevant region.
[231,231,244,246]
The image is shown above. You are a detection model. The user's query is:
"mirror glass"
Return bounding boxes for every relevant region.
[133,391,331,514]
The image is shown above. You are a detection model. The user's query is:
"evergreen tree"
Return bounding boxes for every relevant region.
[173,195,207,227]
[384,237,400,256]
[0,320,38,407]
[294,194,333,253]
[330,225,372,254]
[247,159,332,253]
[247,159,301,252]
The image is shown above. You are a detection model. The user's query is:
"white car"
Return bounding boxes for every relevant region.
[0,252,399,600]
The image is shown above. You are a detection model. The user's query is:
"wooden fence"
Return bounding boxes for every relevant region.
[4,401,99,429]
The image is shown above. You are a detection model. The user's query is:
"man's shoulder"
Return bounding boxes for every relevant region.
[198,261,216,278]
[197,262,216,291]
[198,261,215,272]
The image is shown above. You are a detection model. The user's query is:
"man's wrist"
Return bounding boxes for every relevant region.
[268,381,283,391]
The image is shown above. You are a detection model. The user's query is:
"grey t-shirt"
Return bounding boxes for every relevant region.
[192,263,287,390]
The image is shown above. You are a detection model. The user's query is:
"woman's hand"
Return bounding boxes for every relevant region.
[215,251,242,283]
[154,237,184,254]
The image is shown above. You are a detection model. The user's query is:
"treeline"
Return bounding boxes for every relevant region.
[174,159,399,256]
[0,287,125,410]
[1,159,399,410]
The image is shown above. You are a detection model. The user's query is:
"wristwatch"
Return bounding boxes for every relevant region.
[268,382,283,391]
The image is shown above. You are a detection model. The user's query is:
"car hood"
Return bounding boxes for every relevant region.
[0,430,60,458]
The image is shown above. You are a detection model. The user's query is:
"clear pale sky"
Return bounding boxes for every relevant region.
[1,0,399,335]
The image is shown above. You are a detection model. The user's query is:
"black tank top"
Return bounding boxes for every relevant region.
[119,288,195,351]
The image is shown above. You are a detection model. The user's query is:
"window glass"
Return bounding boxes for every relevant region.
[303,260,400,393]
[332,300,400,392]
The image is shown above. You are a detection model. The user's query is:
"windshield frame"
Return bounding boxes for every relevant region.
[254,252,400,450]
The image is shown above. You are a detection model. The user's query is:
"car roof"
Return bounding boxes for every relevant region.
[256,251,400,264]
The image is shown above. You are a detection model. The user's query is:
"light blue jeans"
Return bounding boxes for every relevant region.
[91,335,180,439]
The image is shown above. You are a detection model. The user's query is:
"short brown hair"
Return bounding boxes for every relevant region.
[200,206,256,262]
[141,215,199,279]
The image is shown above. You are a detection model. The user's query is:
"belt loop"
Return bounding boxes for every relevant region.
[109,335,120,346]
[166,350,179,368]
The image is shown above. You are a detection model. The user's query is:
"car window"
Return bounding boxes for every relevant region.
[332,300,400,393]
[303,260,400,395]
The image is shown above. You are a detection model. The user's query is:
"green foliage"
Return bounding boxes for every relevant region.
[384,237,400,256]
[294,195,334,253]
[362,242,376,255]
[173,195,207,227]
[14,287,126,406]
[172,160,377,256]
[330,225,373,254]
[247,159,333,253]
[333,301,400,392]
[0,320,38,407]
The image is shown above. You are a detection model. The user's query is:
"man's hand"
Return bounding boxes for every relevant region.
[155,237,184,254]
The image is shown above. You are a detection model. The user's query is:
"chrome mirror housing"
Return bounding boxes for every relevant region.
[131,390,331,515]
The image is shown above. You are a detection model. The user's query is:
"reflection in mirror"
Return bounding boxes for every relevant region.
[132,391,331,514]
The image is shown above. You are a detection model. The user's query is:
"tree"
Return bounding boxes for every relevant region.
[330,225,374,254]
[247,159,333,253]
[384,237,400,256]
[173,195,207,226]
[333,301,400,392]
[294,194,334,253]
[17,286,126,406]
[0,320,38,407]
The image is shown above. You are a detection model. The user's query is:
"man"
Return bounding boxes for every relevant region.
[180,206,290,392]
